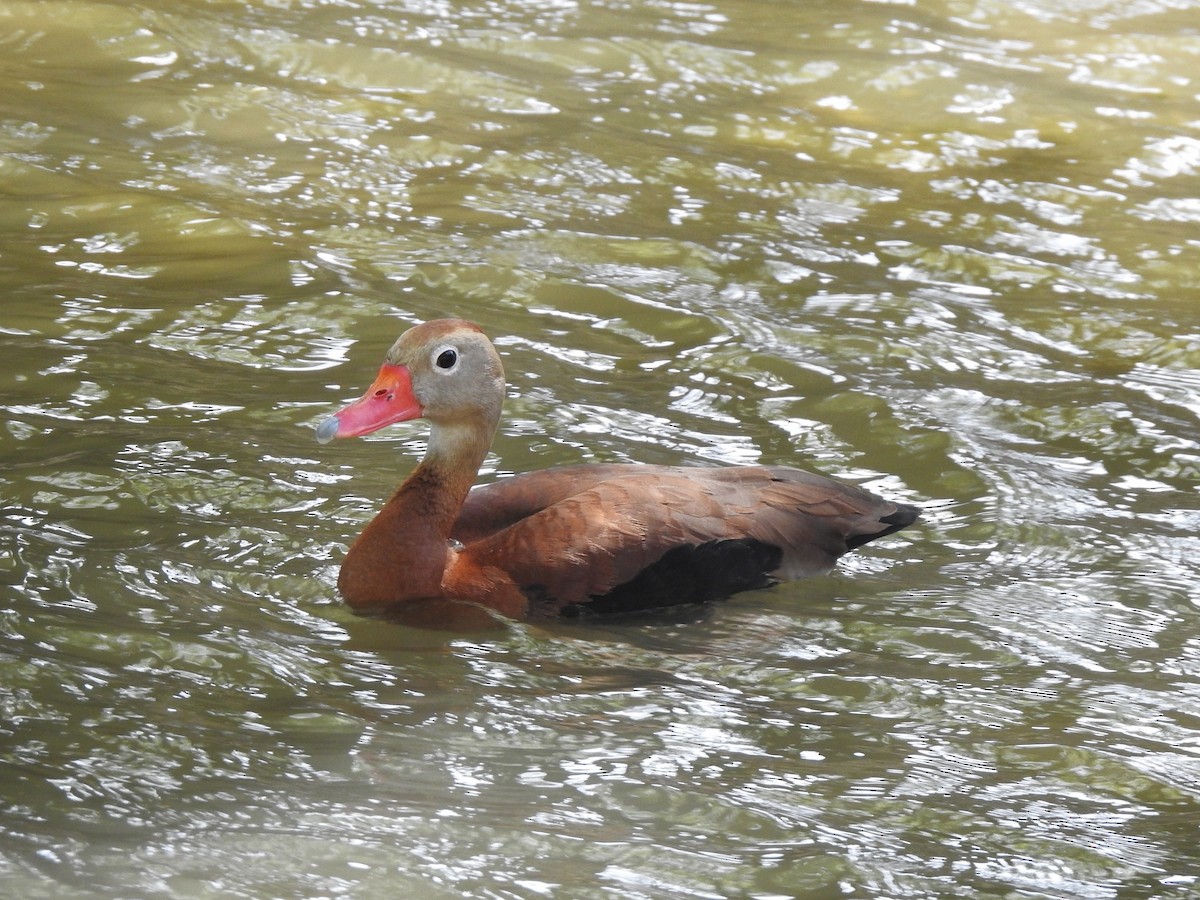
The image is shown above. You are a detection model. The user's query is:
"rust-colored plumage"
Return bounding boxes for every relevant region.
[318,319,919,627]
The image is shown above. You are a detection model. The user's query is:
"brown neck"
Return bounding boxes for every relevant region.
[337,416,494,609]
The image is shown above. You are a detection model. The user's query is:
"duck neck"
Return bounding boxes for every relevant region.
[338,416,495,608]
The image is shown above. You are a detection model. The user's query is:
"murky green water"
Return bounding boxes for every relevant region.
[3,0,1199,897]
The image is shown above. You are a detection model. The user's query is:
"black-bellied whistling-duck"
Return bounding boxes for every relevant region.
[317,318,919,627]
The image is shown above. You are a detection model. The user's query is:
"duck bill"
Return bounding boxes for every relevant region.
[315,363,422,443]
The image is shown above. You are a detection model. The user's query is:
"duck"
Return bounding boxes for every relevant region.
[316,318,919,628]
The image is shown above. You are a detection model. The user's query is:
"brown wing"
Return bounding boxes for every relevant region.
[456,465,918,613]
[450,464,633,545]
[727,465,919,575]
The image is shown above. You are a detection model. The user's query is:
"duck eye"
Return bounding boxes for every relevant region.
[434,347,458,370]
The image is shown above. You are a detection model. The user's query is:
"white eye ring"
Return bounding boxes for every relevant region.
[431,345,459,373]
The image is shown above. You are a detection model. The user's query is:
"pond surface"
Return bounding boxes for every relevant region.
[2,0,1199,897]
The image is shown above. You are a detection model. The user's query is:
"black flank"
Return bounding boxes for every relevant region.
[580,538,784,616]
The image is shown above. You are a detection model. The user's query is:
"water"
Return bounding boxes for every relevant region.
[2,0,1199,897]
